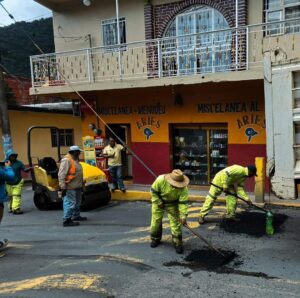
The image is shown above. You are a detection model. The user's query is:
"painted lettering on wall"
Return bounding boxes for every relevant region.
[97,103,166,116]
[197,101,260,113]
[136,116,161,141]
[236,114,266,129]
[236,114,266,142]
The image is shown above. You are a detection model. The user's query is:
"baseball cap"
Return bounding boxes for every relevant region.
[68,145,83,152]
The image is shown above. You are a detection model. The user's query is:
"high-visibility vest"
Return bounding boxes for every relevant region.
[65,154,76,184]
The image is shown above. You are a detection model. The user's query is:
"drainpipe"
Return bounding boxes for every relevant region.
[116,0,121,46]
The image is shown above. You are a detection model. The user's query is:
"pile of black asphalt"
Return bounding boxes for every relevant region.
[219,211,288,237]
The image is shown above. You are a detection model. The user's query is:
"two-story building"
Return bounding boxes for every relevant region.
[30,0,300,197]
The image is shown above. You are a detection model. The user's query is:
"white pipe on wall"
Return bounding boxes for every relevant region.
[116,0,121,45]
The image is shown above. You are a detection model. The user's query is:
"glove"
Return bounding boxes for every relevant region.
[179,218,187,225]
[157,203,164,210]
[61,189,67,197]
[223,186,229,194]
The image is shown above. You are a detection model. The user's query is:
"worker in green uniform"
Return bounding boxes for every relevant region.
[150,169,189,254]
[5,150,31,214]
[199,165,257,224]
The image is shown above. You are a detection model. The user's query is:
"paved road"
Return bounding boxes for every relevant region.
[0,187,300,297]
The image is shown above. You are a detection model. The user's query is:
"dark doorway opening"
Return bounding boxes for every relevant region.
[106,124,132,179]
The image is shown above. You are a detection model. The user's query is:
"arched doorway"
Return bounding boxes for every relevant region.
[161,5,232,76]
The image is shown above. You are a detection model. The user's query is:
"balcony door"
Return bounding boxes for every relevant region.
[162,5,232,76]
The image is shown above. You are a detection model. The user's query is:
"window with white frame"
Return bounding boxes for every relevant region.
[102,17,126,50]
[265,0,300,35]
[161,5,231,76]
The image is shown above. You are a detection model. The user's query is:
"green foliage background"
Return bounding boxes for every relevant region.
[0,18,54,78]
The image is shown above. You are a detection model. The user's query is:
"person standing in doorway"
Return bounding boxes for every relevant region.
[103,137,126,192]
[58,145,86,227]
[5,150,31,214]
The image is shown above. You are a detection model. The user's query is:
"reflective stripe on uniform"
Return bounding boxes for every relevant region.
[208,192,217,200]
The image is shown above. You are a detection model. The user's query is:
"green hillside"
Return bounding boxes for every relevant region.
[0,18,54,78]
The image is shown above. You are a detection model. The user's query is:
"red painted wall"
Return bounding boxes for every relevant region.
[132,142,268,192]
[228,144,269,192]
[132,142,170,184]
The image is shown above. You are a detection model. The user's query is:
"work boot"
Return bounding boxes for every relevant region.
[175,245,184,254]
[73,216,87,221]
[198,216,205,224]
[12,209,23,215]
[63,219,80,227]
[0,239,8,250]
[150,240,160,248]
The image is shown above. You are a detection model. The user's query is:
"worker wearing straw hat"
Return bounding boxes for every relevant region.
[150,169,189,254]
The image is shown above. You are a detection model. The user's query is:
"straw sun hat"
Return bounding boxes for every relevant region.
[165,169,190,188]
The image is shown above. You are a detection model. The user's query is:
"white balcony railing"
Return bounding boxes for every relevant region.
[30,19,300,89]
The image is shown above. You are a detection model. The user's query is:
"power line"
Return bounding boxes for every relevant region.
[0,11,52,27]
[0,2,44,53]
[24,13,52,22]
[0,1,157,178]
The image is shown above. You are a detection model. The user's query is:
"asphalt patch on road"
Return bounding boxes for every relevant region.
[164,249,277,279]
[219,211,288,237]
[164,249,237,271]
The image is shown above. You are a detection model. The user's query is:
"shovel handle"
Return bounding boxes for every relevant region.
[210,182,268,214]
[165,209,225,257]
[183,223,225,257]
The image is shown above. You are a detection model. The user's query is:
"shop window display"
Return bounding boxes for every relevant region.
[173,127,227,185]
[210,129,228,178]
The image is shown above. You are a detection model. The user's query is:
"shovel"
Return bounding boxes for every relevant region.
[166,208,226,257]
[210,182,274,235]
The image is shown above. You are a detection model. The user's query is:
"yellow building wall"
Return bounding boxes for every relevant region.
[81,81,266,145]
[0,110,82,164]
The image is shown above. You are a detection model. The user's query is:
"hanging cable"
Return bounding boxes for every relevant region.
[0,2,157,179]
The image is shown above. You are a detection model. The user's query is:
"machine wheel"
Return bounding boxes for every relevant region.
[34,192,52,211]
[80,190,111,211]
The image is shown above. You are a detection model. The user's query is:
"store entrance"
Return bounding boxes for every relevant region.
[172,125,228,185]
[106,124,132,179]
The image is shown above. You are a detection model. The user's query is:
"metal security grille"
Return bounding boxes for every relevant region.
[162,5,232,76]
[265,0,300,34]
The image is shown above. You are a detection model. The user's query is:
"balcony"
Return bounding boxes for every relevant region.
[30,19,300,95]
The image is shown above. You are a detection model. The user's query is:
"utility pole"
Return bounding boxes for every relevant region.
[0,1,13,158]
[0,66,13,157]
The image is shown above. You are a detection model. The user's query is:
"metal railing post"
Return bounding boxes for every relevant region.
[29,56,35,87]
[86,48,93,83]
[246,26,249,70]
[157,39,161,78]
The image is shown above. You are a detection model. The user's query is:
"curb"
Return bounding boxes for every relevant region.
[111,190,300,208]
[112,190,225,204]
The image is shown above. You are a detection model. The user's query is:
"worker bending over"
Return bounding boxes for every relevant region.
[199,165,257,224]
[150,169,189,254]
